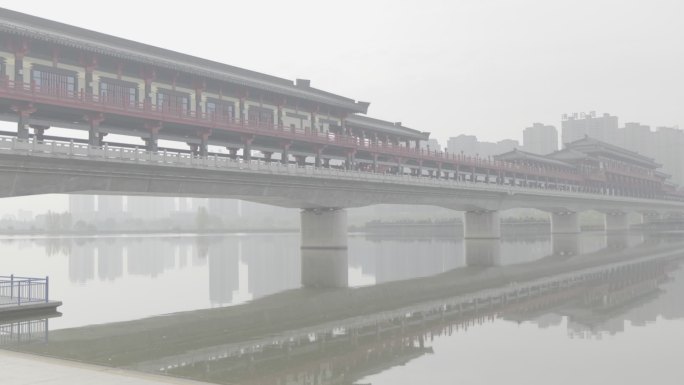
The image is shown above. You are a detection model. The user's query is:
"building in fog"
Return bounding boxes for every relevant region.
[446,135,478,156]
[495,136,668,198]
[97,195,124,221]
[620,122,652,154]
[208,199,239,221]
[420,138,442,153]
[127,196,175,220]
[446,134,519,158]
[69,195,96,222]
[561,111,618,146]
[523,123,558,155]
[652,126,684,186]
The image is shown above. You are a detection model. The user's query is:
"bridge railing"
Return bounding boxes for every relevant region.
[0,79,601,182]
[0,275,50,306]
[1,136,681,202]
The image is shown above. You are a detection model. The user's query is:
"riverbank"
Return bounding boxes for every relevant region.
[0,349,212,385]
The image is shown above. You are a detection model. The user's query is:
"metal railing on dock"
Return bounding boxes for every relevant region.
[0,275,49,306]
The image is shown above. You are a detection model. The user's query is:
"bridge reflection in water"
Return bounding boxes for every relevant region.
[5,232,684,385]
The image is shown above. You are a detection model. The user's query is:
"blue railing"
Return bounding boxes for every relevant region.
[0,275,49,306]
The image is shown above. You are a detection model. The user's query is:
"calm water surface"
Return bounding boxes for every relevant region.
[1,231,683,384]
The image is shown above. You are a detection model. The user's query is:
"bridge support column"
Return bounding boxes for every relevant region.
[464,210,500,239]
[604,211,629,232]
[550,211,580,234]
[301,208,347,249]
[263,151,273,163]
[464,239,501,267]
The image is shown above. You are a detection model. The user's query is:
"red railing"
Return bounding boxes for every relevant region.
[0,79,660,189]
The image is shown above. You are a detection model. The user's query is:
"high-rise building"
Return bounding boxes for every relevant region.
[653,126,684,186]
[523,123,558,155]
[561,112,618,146]
[495,139,520,155]
[97,195,124,221]
[420,138,442,152]
[446,135,519,158]
[127,196,175,220]
[208,199,239,220]
[447,135,478,156]
[620,122,652,154]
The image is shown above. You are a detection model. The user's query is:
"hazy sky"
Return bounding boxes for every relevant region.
[1,0,683,215]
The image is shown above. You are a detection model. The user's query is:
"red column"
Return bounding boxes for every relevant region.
[241,134,254,162]
[11,102,35,140]
[11,39,28,83]
[280,141,292,165]
[144,121,162,151]
[30,125,50,142]
[196,128,211,158]
[84,112,105,146]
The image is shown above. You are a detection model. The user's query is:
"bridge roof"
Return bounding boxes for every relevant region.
[563,136,661,169]
[494,149,575,169]
[0,8,369,114]
[346,115,430,140]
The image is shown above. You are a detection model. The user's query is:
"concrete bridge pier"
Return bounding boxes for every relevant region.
[464,239,501,267]
[463,210,500,239]
[604,211,629,232]
[550,211,580,234]
[300,208,347,249]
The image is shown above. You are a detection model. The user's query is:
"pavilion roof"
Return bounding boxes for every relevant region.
[494,149,575,169]
[346,115,429,140]
[563,136,661,169]
[0,8,369,113]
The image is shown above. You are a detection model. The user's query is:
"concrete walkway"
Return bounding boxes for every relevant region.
[0,350,212,385]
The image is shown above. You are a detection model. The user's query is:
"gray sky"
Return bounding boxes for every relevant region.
[1,0,683,215]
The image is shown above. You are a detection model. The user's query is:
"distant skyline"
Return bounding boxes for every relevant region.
[1,0,683,215]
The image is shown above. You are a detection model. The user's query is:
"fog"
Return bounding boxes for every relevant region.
[2,0,683,216]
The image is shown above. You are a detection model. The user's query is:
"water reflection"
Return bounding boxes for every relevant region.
[0,312,61,347]
[301,249,349,288]
[5,232,684,385]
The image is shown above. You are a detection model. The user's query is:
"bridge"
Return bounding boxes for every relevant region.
[0,8,683,248]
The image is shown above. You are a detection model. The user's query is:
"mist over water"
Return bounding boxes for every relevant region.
[3,231,684,385]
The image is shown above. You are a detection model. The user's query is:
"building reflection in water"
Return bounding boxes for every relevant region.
[55,231,665,309]
[97,239,123,281]
[208,237,240,305]
[9,234,684,385]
